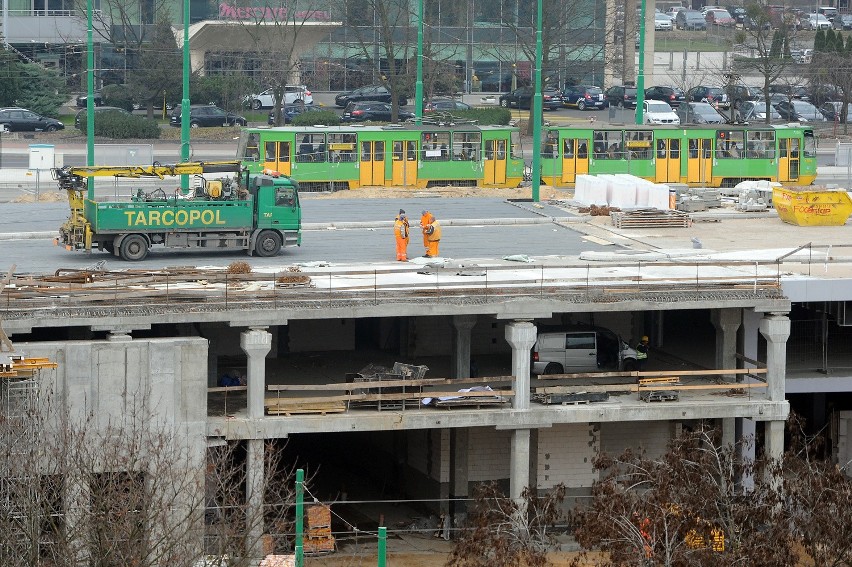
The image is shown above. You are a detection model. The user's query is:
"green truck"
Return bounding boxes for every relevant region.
[54,161,301,261]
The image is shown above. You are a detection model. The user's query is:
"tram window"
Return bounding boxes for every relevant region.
[361,142,372,162]
[746,130,774,159]
[296,134,326,163]
[484,140,494,160]
[328,134,357,162]
[594,131,623,160]
[670,139,680,159]
[563,139,575,158]
[702,139,712,159]
[715,131,744,159]
[577,141,588,159]
[422,132,450,161]
[626,131,652,160]
[657,139,667,159]
[375,141,385,161]
[243,132,260,161]
[511,131,523,159]
[265,141,276,161]
[453,132,481,161]
[804,131,816,157]
[543,130,558,159]
[393,141,403,161]
[688,139,699,158]
[789,138,800,159]
[497,139,507,159]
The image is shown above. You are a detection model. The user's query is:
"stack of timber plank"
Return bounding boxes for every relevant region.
[265,397,347,416]
[304,505,335,555]
[610,209,691,229]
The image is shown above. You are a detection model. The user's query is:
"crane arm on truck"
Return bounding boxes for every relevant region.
[51,161,244,191]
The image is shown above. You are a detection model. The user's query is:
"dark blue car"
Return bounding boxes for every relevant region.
[267,104,325,125]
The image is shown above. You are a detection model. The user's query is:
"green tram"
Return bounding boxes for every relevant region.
[237,125,526,191]
[540,123,817,188]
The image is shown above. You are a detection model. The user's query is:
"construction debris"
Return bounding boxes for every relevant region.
[610,209,691,229]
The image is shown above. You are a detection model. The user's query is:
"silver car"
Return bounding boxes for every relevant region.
[244,85,313,110]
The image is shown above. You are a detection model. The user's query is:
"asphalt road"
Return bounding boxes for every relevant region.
[0,198,608,274]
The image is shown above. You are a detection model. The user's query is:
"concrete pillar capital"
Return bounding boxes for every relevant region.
[452,314,478,332]
[711,308,741,331]
[505,321,536,351]
[241,328,272,357]
[759,313,791,344]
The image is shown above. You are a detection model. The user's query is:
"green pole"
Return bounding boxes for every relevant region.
[377,526,387,567]
[85,0,94,198]
[415,0,423,122]
[180,0,191,191]
[531,0,543,202]
[295,468,304,567]
[635,0,647,125]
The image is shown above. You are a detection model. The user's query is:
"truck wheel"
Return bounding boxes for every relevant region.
[255,230,282,257]
[119,234,149,261]
[543,362,563,375]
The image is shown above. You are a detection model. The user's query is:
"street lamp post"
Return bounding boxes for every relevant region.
[180,0,191,191]
[531,0,543,202]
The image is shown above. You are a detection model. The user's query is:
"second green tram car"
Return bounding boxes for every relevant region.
[236,123,816,191]
[237,125,526,191]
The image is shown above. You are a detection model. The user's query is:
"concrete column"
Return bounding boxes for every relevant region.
[764,420,784,462]
[510,428,531,501]
[712,308,741,380]
[245,438,265,560]
[451,315,477,379]
[66,476,91,565]
[759,313,791,402]
[241,328,271,420]
[449,429,469,521]
[721,417,736,449]
[505,321,536,410]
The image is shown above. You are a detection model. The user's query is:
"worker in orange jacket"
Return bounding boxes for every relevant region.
[421,210,442,258]
[393,209,410,261]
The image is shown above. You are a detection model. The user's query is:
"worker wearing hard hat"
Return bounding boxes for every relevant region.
[636,335,649,371]
[394,209,410,261]
[420,210,442,258]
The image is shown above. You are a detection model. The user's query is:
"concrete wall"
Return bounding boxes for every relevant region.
[469,427,512,482]
[538,423,599,489]
[600,421,673,460]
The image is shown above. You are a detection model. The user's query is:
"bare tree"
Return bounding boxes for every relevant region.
[447,481,566,567]
[809,29,852,135]
[569,426,794,566]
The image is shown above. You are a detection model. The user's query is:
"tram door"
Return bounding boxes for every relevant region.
[392,140,417,186]
[484,139,507,185]
[262,140,291,176]
[359,141,385,186]
[561,138,590,184]
[778,138,800,182]
[685,138,713,185]
[654,138,680,183]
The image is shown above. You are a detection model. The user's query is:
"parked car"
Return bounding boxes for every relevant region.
[743,15,771,30]
[604,85,638,109]
[726,5,748,24]
[267,104,326,125]
[424,98,472,112]
[0,108,65,132]
[341,101,414,122]
[664,6,684,21]
[644,85,686,107]
[686,86,729,109]
[820,101,852,123]
[74,106,130,129]
[818,6,838,23]
[643,100,681,124]
[655,12,673,30]
[835,13,852,29]
[75,92,103,108]
[562,85,607,110]
[705,8,736,26]
[499,86,562,110]
[676,102,726,124]
[335,85,407,107]
[531,327,639,375]
[728,85,761,109]
[804,13,832,30]
[768,84,809,100]
[244,85,313,110]
[169,105,246,128]
[774,99,827,122]
[737,100,783,122]
[700,4,724,14]
[676,9,707,29]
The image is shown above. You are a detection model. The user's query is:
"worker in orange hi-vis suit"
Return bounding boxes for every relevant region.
[393,209,410,261]
[420,210,432,253]
[423,212,442,258]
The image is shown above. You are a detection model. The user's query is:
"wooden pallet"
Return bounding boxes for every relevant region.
[610,209,691,229]
[265,400,347,416]
[533,392,610,405]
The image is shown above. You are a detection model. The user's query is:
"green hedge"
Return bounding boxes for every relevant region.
[101,84,135,111]
[292,110,341,126]
[425,108,512,126]
[78,112,161,139]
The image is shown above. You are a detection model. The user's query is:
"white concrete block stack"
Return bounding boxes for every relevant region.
[573,174,672,210]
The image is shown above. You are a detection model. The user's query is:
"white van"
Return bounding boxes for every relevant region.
[531,329,639,375]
